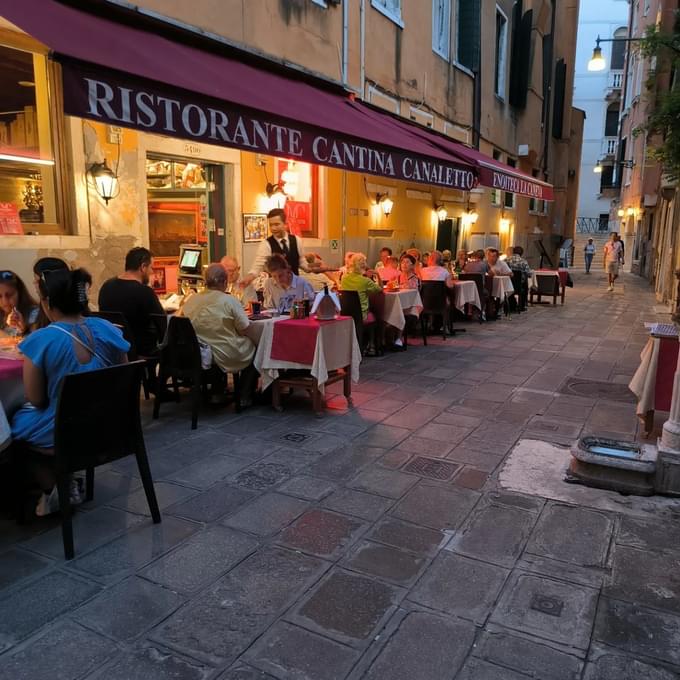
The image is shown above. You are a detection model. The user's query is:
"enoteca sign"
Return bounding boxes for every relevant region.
[61,60,477,191]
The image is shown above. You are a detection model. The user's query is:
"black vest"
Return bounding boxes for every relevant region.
[268,234,300,275]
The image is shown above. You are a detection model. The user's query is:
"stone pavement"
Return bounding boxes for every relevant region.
[1,270,680,680]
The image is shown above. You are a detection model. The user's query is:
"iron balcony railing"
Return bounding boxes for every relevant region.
[608,70,624,89]
[576,217,611,233]
[602,137,618,156]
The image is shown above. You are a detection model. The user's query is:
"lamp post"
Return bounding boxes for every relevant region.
[587,35,642,71]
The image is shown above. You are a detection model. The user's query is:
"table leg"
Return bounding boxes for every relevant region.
[312,378,323,414]
[272,380,283,412]
[560,285,566,304]
[343,366,353,407]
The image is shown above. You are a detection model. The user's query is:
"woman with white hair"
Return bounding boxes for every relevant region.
[339,252,381,319]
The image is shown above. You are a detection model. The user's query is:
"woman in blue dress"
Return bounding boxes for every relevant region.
[12,267,130,515]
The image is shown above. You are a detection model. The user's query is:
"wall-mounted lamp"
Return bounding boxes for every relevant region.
[88,160,119,205]
[499,217,511,232]
[376,193,394,217]
[434,204,448,221]
[593,161,603,174]
[617,208,625,217]
[587,38,606,72]
[627,207,635,216]
[266,181,288,209]
[280,161,299,200]
[461,209,479,227]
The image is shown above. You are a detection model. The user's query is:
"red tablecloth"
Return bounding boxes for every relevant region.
[655,337,679,411]
[0,358,22,381]
[270,316,351,365]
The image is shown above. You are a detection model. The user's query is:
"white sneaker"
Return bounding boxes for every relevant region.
[70,478,83,506]
[394,338,403,348]
[607,285,614,292]
[35,487,60,517]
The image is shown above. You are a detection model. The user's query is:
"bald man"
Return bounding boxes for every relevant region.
[220,255,260,308]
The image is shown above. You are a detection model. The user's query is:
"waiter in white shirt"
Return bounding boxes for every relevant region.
[243,208,330,285]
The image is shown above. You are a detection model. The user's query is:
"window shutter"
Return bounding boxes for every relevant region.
[552,58,566,139]
[509,5,533,109]
[457,0,481,71]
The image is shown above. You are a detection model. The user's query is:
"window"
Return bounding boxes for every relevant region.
[610,27,627,70]
[599,165,615,192]
[604,103,619,137]
[456,0,480,71]
[0,39,66,234]
[311,0,328,6]
[371,0,403,27]
[432,0,451,59]
[599,214,610,232]
[494,6,508,98]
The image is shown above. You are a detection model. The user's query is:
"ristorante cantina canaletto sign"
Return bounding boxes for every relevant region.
[61,62,477,191]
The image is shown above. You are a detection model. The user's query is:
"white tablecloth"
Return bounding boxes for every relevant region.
[452,280,481,311]
[629,337,660,419]
[530,270,560,290]
[491,276,514,299]
[382,289,423,330]
[253,316,361,391]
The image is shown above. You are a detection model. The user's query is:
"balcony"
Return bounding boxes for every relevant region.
[602,137,618,157]
[609,70,623,90]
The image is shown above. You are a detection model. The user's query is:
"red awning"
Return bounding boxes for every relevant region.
[0,0,480,191]
[349,102,554,201]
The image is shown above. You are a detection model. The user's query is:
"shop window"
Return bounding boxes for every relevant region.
[0,39,67,235]
[494,6,508,99]
[432,0,451,60]
[372,0,403,27]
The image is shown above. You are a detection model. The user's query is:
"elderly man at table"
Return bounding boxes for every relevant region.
[374,247,392,271]
[220,255,259,308]
[263,254,315,311]
[377,256,400,284]
[181,264,259,407]
[486,248,513,277]
[421,250,454,287]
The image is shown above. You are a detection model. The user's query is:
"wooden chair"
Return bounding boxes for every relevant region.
[153,316,240,429]
[530,274,560,306]
[509,270,528,313]
[419,281,453,344]
[34,361,160,559]
[457,273,486,323]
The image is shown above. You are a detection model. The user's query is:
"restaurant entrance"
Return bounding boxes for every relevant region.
[145,154,227,293]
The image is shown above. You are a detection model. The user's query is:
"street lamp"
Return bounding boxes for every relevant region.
[593,161,603,174]
[587,35,644,72]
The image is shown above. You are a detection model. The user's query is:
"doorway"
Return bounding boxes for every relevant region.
[436,217,460,253]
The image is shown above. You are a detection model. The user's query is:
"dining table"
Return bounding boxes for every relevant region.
[381,288,423,330]
[0,347,25,452]
[252,313,361,393]
[451,279,481,311]
[491,275,514,300]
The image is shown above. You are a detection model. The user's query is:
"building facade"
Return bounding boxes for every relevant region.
[0,0,582,292]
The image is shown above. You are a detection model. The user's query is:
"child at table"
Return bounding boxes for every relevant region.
[0,271,39,338]
[377,256,400,285]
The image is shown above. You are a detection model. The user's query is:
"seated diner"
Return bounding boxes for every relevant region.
[0,270,39,338]
[486,248,513,276]
[398,254,421,289]
[377,256,400,284]
[421,250,454,287]
[463,250,489,275]
[339,252,382,320]
[263,254,315,311]
[11,268,129,515]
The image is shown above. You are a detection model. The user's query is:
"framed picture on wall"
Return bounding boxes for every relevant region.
[150,266,167,294]
[243,213,267,242]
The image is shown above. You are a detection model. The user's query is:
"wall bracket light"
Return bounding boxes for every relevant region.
[376,192,394,217]
[434,204,448,221]
[88,160,119,204]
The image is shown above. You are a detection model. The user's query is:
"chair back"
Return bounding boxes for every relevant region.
[458,273,485,305]
[368,290,386,320]
[339,290,363,346]
[536,274,560,295]
[91,310,138,358]
[159,316,202,376]
[149,312,169,348]
[420,281,448,315]
[53,360,147,474]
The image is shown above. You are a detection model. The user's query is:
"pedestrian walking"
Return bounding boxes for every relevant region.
[603,232,623,292]
[584,238,595,274]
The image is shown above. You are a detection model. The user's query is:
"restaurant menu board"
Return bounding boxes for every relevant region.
[0,203,23,234]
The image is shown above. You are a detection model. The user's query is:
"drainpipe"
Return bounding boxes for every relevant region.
[360,0,366,97]
[341,170,348,259]
[542,0,557,179]
[342,0,349,86]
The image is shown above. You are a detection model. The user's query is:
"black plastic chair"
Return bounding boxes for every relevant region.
[52,361,160,559]
[457,273,486,323]
[509,270,528,313]
[419,281,453,344]
[368,290,387,352]
[153,316,240,429]
[339,290,377,355]
[530,274,560,305]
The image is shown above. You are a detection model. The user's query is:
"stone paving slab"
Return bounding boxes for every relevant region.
[223,492,309,536]
[0,548,52,592]
[152,546,327,665]
[584,647,679,680]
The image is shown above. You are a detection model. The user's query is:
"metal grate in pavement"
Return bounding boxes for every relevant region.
[403,456,458,481]
[282,433,312,443]
[530,594,564,617]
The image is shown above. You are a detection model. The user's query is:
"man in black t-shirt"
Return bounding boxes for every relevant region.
[98,247,164,356]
